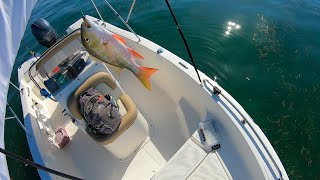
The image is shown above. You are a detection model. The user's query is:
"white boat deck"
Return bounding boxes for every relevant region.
[17,16,288,180]
[21,79,231,180]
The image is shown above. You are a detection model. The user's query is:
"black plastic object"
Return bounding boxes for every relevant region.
[212,144,221,150]
[44,78,59,93]
[66,53,86,79]
[31,18,58,48]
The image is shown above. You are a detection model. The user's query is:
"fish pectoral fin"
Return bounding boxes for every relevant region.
[128,47,144,59]
[112,34,127,45]
[107,64,123,75]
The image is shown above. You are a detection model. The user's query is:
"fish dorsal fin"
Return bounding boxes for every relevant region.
[107,64,123,75]
[112,34,127,45]
[128,47,144,59]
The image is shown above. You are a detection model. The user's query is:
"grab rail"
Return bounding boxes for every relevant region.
[6,82,31,136]
[203,79,283,180]
[90,0,105,22]
[103,0,140,42]
[125,0,136,23]
[6,103,31,137]
[90,0,141,42]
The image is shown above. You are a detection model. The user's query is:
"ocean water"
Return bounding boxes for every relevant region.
[5,0,320,179]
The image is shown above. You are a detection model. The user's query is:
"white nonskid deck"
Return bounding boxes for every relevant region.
[19,59,232,179]
[21,83,230,180]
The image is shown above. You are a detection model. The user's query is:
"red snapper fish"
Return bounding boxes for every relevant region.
[81,16,158,90]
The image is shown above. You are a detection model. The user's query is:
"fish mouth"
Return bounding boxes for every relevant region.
[82,16,91,28]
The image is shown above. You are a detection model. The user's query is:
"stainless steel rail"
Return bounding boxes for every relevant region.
[90,0,105,21]
[10,81,20,91]
[203,79,283,180]
[103,0,141,42]
[5,117,15,120]
[126,0,136,23]
[90,0,141,42]
[6,103,31,137]
[7,82,31,136]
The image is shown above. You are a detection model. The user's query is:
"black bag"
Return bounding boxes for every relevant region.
[66,54,86,79]
[79,88,122,135]
[44,78,59,93]
[59,51,86,79]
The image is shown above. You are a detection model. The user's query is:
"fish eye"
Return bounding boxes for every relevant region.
[85,38,90,43]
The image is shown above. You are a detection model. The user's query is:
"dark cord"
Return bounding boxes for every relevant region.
[0,147,83,180]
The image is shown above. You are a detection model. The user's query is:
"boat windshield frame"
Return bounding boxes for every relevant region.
[28,29,82,92]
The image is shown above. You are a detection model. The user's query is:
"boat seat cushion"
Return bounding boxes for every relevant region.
[67,72,138,144]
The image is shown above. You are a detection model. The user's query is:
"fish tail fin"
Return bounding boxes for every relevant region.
[137,66,159,90]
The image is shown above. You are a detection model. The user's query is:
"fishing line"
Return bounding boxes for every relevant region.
[77,0,84,16]
[24,44,37,58]
[20,41,37,59]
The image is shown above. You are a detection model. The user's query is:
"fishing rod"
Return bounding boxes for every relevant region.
[164,0,202,85]
[0,147,83,180]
